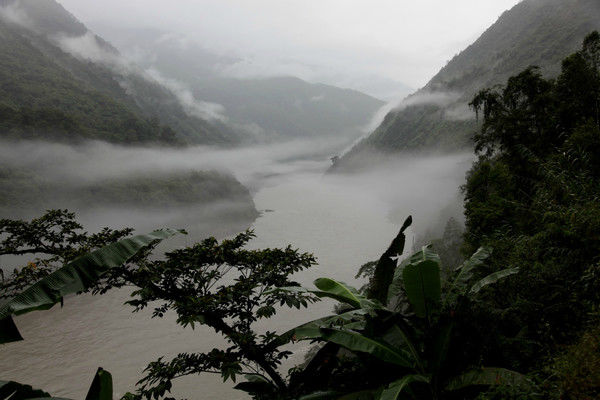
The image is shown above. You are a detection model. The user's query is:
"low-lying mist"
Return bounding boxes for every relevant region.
[0,138,473,399]
[1,138,472,245]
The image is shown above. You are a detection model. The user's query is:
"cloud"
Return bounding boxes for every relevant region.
[54,32,227,122]
[55,31,119,64]
[143,69,227,121]
[60,0,522,91]
[0,3,34,29]
[444,103,475,121]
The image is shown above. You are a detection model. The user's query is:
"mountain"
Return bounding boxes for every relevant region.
[0,0,234,144]
[193,76,384,141]
[88,26,385,144]
[333,0,600,171]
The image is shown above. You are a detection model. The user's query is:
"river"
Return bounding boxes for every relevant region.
[0,150,471,399]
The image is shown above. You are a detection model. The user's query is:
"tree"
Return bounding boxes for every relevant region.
[463,31,600,370]
[0,210,133,300]
[97,231,318,399]
[275,233,522,399]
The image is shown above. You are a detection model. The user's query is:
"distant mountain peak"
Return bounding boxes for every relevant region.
[333,0,600,172]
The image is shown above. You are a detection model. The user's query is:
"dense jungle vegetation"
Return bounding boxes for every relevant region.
[2,32,600,400]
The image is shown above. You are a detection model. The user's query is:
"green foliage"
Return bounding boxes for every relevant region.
[0,8,230,145]
[92,230,319,399]
[0,215,180,343]
[400,245,441,320]
[281,230,521,399]
[0,210,133,299]
[550,324,600,399]
[462,32,600,374]
[0,367,113,400]
[369,216,412,304]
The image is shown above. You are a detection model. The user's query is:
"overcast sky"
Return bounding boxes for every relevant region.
[58,0,522,94]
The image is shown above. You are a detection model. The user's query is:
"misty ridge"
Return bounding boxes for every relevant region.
[5,0,600,399]
[0,138,471,234]
[0,0,387,146]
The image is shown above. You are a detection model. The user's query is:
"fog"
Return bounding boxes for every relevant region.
[0,136,472,398]
[60,0,522,94]
[0,2,32,29]
[1,138,472,238]
[51,30,230,123]
[0,1,492,397]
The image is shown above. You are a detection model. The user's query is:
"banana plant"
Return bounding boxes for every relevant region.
[263,220,524,400]
[0,228,181,344]
[0,367,113,400]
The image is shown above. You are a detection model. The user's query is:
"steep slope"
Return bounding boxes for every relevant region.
[0,0,233,144]
[92,26,385,143]
[334,0,600,171]
[194,76,384,141]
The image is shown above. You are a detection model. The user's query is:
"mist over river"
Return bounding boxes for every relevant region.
[0,144,471,399]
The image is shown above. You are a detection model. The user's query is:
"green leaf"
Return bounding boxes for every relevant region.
[452,247,492,293]
[469,268,519,294]
[320,328,413,367]
[266,309,367,350]
[369,216,412,304]
[430,322,453,378]
[0,316,23,344]
[85,368,112,400]
[0,229,181,344]
[339,389,383,399]
[386,260,409,306]
[0,380,70,399]
[380,324,423,372]
[401,246,441,319]
[234,374,276,395]
[298,391,341,400]
[445,367,531,391]
[378,375,429,400]
[271,281,381,311]
[0,368,112,400]
[314,278,370,309]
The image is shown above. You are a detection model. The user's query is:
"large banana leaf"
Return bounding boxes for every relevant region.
[378,375,429,400]
[298,391,340,400]
[401,246,441,319]
[0,315,23,344]
[319,328,413,367]
[0,367,112,400]
[291,309,366,342]
[0,229,180,344]
[85,368,113,400]
[369,216,412,303]
[380,324,423,372]
[266,309,367,350]
[314,278,381,310]
[451,247,492,294]
[469,268,519,294]
[273,279,380,311]
[299,390,383,400]
[339,389,383,400]
[234,374,276,396]
[445,367,531,391]
[386,262,408,308]
[0,380,59,400]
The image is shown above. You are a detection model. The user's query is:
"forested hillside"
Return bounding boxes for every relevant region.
[97,26,386,143]
[0,0,233,145]
[334,0,600,171]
